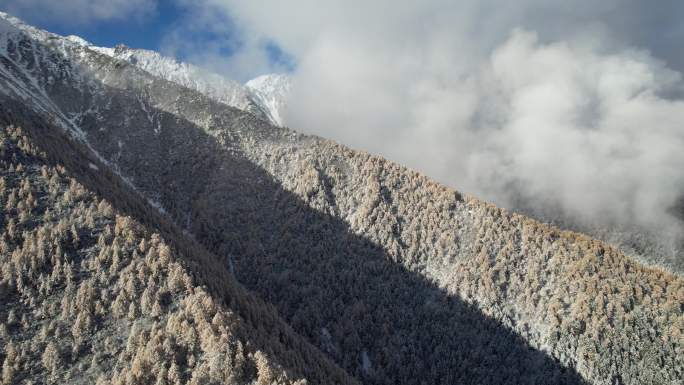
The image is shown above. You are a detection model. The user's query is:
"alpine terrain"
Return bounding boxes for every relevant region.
[0,12,681,385]
[66,33,289,127]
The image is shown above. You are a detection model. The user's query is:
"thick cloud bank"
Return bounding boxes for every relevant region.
[474,32,684,241]
[185,0,684,267]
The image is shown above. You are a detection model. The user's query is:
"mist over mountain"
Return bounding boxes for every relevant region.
[0,11,682,385]
[192,1,684,272]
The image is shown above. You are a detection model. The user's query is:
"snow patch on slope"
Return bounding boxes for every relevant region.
[99,44,293,128]
[65,35,91,47]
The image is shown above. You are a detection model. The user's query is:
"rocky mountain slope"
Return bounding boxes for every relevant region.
[90,43,269,120]
[62,28,289,127]
[0,12,682,385]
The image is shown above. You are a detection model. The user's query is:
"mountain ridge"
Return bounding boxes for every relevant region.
[0,11,289,127]
[0,12,681,385]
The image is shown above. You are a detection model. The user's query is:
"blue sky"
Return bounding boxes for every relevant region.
[8,2,183,51]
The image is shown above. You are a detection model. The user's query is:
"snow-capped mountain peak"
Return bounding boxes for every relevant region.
[0,11,66,49]
[246,73,291,127]
[65,35,91,47]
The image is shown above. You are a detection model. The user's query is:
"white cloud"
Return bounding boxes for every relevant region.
[479,31,684,230]
[182,1,684,266]
[159,1,289,81]
[0,0,157,24]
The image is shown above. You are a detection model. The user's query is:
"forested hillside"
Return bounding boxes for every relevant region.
[0,119,355,384]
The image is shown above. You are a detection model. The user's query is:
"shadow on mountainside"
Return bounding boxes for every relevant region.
[0,99,358,385]
[0,45,587,385]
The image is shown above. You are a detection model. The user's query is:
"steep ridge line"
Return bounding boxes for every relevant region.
[0,10,289,128]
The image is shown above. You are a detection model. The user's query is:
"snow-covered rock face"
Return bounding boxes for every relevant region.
[102,45,293,127]
[246,73,291,127]
[65,35,90,47]
[103,45,293,127]
[0,12,90,135]
[87,41,291,127]
[90,43,277,122]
